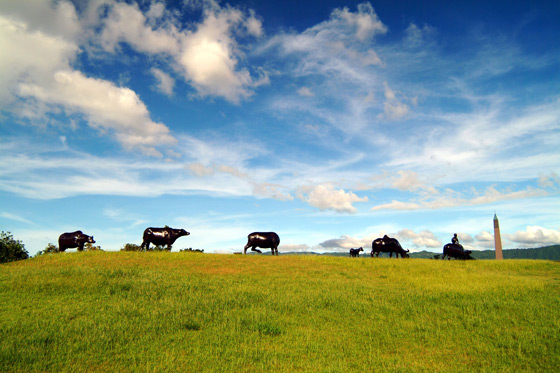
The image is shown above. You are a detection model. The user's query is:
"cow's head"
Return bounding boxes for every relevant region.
[175,229,190,237]
[78,234,95,244]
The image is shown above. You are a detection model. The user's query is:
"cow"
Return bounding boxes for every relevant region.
[371,235,409,258]
[442,243,474,260]
[349,247,363,257]
[141,227,190,251]
[58,231,95,252]
[244,232,280,256]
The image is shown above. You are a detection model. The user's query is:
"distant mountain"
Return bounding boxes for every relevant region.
[282,245,560,260]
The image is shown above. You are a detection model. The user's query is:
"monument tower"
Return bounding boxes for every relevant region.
[494,214,503,260]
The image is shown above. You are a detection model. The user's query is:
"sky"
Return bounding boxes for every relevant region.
[1,0,559,256]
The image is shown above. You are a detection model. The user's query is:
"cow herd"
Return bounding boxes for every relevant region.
[56,227,474,260]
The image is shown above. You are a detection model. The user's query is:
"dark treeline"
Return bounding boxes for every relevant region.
[469,245,560,260]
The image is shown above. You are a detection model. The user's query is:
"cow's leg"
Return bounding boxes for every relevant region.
[78,243,84,252]
[251,247,262,254]
[143,241,150,251]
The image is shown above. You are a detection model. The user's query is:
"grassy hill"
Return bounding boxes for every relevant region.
[1,252,559,371]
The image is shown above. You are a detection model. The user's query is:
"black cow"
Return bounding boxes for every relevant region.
[244,232,280,256]
[141,227,190,251]
[58,231,95,252]
[442,243,474,260]
[371,235,409,258]
[349,247,363,257]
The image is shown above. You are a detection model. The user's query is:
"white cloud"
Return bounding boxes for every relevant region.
[177,8,254,103]
[383,82,408,120]
[333,2,387,41]
[397,229,441,248]
[319,234,375,251]
[98,1,179,54]
[297,87,314,97]
[0,11,77,106]
[245,11,263,37]
[18,70,176,156]
[475,231,495,248]
[0,1,177,157]
[538,172,560,189]
[391,170,427,191]
[87,1,264,103]
[298,183,368,213]
[264,2,386,82]
[506,226,560,246]
[151,67,175,96]
[186,162,216,177]
[252,183,294,201]
[403,23,436,48]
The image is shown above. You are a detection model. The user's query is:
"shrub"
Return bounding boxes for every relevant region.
[0,231,29,263]
[84,242,103,251]
[121,243,143,251]
[35,243,59,256]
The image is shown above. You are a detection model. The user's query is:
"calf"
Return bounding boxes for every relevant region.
[349,247,363,257]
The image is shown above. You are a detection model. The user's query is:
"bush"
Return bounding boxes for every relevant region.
[84,242,103,251]
[35,243,59,256]
[0,231,29,263]
[121,243,143,252]
[121,243,173,252]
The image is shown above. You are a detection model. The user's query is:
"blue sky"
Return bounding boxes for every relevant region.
[1,0,559,256]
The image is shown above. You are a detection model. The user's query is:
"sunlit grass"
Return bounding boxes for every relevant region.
[1,252,559,371]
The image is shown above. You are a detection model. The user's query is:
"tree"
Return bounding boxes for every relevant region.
[35,243,59,256]
[0,231,29,263]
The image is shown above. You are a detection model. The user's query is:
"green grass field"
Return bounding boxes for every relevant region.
[1,252,559,371]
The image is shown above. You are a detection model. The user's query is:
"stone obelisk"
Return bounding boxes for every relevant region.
[494,214,503,260]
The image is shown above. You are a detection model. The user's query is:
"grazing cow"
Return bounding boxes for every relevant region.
[349,247,364,257]
[58,231,95,252]
[371,235,409,258]
[244,232,280,256]
[442,243,474,260]
[141,227,190,251]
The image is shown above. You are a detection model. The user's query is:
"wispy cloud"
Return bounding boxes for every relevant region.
[1,212,33,225]
[371,183,555,211]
